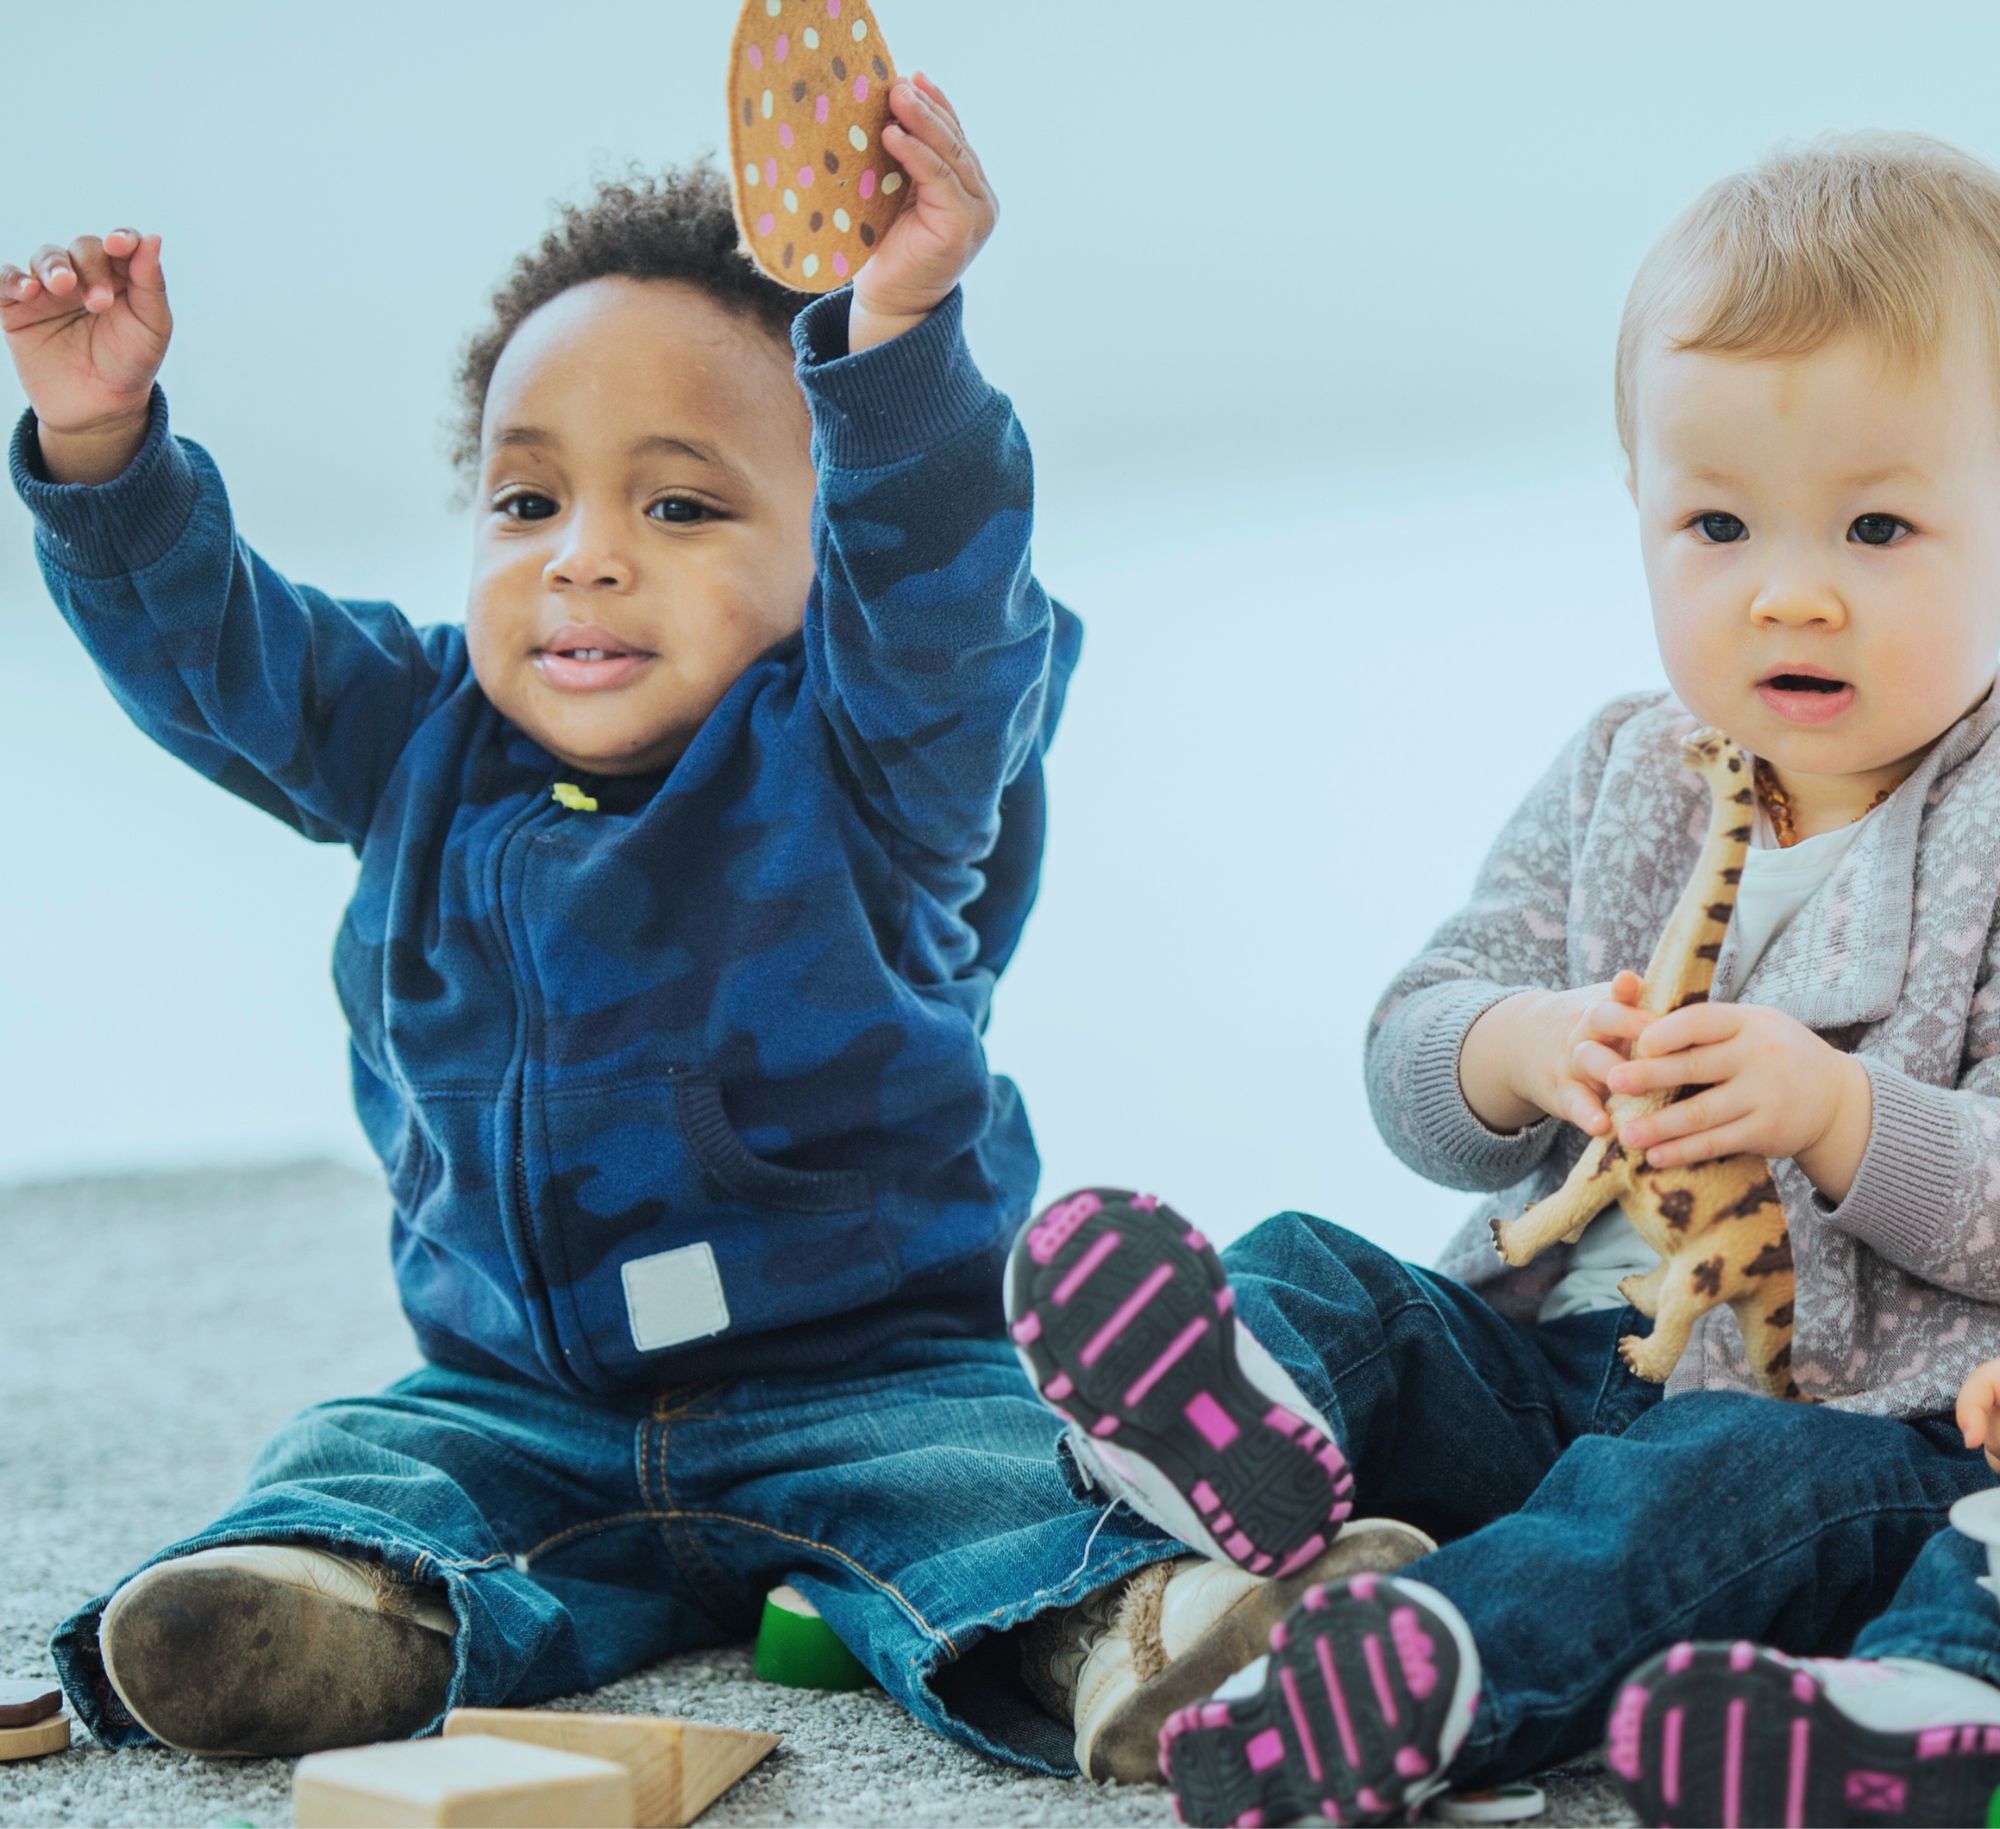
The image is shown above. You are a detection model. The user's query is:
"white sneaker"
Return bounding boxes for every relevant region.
[100,1542,455,1756]
[1608,1639,2000,1826]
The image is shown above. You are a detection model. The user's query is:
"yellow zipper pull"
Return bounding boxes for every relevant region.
[551,781,598,812]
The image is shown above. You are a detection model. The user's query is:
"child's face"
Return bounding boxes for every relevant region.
[465,277,816,775]
[1626,313,2000,798]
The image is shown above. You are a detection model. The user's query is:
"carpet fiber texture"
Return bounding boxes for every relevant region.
[0,1159,1633,1826]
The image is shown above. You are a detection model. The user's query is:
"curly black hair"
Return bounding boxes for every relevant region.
[446,159,814,497]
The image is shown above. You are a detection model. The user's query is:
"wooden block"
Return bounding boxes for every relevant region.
[445,1709,778,1829]
[0,1679,64,1728]
[292,1733,634,1828]
[0,1709,70,1762]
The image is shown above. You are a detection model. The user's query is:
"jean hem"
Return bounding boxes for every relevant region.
[912,1528,1184,1774]
[1852,1634,2000,1692]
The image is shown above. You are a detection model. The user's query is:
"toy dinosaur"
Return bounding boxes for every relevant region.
[1490,728,1805,1401]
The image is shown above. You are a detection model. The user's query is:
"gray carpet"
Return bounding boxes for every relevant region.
[1,1160,1633,1827]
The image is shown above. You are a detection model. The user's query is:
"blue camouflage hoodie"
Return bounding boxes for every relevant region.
[10,284,1081,1395]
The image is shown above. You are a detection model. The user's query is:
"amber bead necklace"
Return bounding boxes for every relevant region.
[1752,755,1901,849]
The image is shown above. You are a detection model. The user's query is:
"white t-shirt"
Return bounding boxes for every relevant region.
[1535,794,1871,1322]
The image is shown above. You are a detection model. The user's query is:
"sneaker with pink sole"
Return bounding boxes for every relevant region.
[1005,1186,1354,1578]
[1158,1570,1481,1826]
[1606,1639,2000,1828]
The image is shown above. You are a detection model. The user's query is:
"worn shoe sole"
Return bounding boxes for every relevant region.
[100,1545,456,1757]
[1089,1519,1437,1786]
[1159,1572,1478,1827]
[1006,1187,1352,1576]
[1606,1640,2000,1828]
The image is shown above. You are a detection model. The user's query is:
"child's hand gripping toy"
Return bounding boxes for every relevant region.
[1490,730,1806,1401]
[727,0,907,291]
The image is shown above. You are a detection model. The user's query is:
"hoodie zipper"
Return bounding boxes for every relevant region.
[496,783,565,1383]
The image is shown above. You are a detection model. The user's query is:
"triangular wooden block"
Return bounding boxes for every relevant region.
[444,1708,779,1829]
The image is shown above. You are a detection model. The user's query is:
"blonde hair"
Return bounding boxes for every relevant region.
[1615,128,2000,471]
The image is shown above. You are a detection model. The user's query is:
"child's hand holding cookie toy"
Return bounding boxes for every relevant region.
[728,1,996,352]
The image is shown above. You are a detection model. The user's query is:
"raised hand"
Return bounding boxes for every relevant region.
[848,73,997,352]
[2,229,172,481]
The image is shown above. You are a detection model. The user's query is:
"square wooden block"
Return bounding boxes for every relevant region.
[292,1732,634,1827]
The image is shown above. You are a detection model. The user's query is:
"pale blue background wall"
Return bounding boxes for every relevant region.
[3,0,1992,1259]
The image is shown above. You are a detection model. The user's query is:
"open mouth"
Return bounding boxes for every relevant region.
[1762,674,1848,693]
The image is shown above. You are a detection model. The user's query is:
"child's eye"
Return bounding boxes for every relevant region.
[1687,512,1747,543]
[494,490,557,522]
[649,497,713,525]
[1850,512,1913,547]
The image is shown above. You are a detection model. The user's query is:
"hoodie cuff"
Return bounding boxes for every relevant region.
[791,284,997,471]
[9,384,200,580]
[1810,1058,1965,1261]
[1407,980,1562,1184]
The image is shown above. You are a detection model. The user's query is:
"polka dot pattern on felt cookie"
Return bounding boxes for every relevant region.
[728,0,906,291]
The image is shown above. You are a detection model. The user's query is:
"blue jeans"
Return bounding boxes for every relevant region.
[1216,1213,1993,1788]
[52,1335,1182,1771]
[1852,1513,2000,1682]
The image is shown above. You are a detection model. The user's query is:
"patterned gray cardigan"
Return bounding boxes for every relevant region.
[1367,677,2000,1417]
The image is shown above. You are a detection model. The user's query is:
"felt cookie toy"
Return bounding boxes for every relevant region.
[727,0,907,290]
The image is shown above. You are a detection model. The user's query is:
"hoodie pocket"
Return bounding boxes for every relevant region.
[530,1069,897,1391]
[672,1071,869,1213]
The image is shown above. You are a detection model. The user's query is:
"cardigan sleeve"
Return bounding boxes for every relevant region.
[1810,927,2000,1299]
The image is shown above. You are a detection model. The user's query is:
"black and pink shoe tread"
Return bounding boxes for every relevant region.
[1159,1571,1467,1827]
[1008,1187,1353,1578]
[1606,1639,2000,1828]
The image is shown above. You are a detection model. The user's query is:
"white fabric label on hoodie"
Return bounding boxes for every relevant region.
[622,1243,732,1352]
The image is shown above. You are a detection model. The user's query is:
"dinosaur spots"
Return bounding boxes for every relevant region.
[1747,1236,1795,1276]
[1658,1189,1695,1230]
[1595,1136,1626,1175]
[1675,989,1709,1009]
[1724,1177,1781,1221]
[1690,1255,1725,1298]
[1768,1300,1793,1328]
[1705,902,1735,922]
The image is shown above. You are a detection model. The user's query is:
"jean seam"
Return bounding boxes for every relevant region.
[1455,1497,1955,1759]
[513,1511,697,1566]
[643,1397,741,1605]
[671,1508,956,1653]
